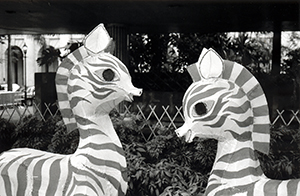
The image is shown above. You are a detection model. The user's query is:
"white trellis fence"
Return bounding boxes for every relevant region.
[120,104,185,140]
[271,109,300,126]
[0,102,59,125]
[1,101,300,140]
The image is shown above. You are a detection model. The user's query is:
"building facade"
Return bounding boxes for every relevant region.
[0,34,84,89]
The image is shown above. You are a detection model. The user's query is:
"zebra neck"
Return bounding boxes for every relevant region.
[72,114,126,167]
[210,139,264,184]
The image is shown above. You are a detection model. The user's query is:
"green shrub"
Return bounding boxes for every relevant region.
[47,122,79,154]
[258,125,300,180]
[11,115,78,154]
[2,112,300,195]
[111,111,212,196]
[12,115,59,150]
[0,118,16,153]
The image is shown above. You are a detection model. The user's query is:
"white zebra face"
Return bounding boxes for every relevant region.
[68,53,142,115]
[176,78,253,143]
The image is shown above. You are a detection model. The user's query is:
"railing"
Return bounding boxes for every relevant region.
[122,104,184,140]
[0,101,58,125]
[271,109,300,126]
[1,101,300,140]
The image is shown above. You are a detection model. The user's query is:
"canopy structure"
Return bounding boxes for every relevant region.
[0,0,299,35]
[1,0,299,114]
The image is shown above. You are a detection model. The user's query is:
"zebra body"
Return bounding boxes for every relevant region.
[0,24,142,196]
[0,149,69,196]
[176,48,300,195]
[207,140,300,196]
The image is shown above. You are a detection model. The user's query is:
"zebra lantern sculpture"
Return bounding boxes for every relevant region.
[0,24,142,196]
[175,48,300,196]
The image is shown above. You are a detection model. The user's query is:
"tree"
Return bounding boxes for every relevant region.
[226,32,272,76]
[36,45,61,73]
[129,34,169,74]
[169,32,230,66]
[129,32,273,92]
[281,48,300,109]
[129,33,191,91]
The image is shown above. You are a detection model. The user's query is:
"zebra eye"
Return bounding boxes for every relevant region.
[95,68,119,82]
[103,69,115,81]
[194,102,207,116]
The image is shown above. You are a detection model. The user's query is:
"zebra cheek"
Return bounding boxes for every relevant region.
[190,121,202,133]
[190,122,213,139]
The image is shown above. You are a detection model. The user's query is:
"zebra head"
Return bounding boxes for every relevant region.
[56,24,142,132]
[175,48,270,154]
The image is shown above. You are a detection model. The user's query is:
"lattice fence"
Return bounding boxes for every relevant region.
[0,101,185,141]
[0,102,59,126]
[120,104,184,140]
[271,109,300,126]
[1,101,300,141]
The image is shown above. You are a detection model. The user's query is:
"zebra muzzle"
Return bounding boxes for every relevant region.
[130,87,143,97]
[125,87,143,102]
[175,127,193,143]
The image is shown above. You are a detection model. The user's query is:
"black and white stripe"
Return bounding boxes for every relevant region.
[176,48,300,196]
[0,24,142,196]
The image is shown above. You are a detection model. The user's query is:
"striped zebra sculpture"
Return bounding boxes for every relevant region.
[175,48,300,196]
[0,24,142,196]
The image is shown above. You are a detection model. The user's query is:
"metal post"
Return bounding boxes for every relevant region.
[270,22,281,120]
[22,43,28,101]
[7,35,12,91]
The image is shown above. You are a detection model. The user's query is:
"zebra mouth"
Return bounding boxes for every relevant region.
[125,88,142,102]
[185,129,193,143]
[125,94,134,102]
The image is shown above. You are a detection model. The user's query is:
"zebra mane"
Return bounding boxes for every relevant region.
[187,48,270,154]
[55,24,113,133]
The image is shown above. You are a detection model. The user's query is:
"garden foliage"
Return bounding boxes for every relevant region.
[0,112,300,195]
[0,118,16,152]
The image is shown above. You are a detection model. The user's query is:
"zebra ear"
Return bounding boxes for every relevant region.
[186,48,208,82]
[83,23,113,54]
[187,48,224,82]
[198,48,223,79]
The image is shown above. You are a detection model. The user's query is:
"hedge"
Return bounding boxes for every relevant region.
[0,111,300,195]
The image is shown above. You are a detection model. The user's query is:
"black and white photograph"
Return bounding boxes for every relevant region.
[0,0,300,195]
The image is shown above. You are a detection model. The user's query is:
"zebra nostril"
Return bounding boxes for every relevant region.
[131,88,143,97]
[136,88,142,96]
[175,129,182,138]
